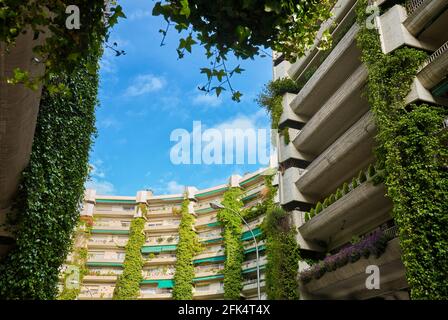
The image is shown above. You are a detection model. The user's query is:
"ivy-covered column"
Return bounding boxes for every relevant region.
[356,0,448,299]
[218,187,244,299]
[172,199,202,299]
[113,204,147,300]
[261,176,300,300]
[0,54,100,299]
[58,221,92,300]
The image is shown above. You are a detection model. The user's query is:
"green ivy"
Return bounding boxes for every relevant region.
[0,52,100,299]
[218,187,244,299]
[257,78,302,144]
[356,0,448,299]
[113,215,146,300]
[58,221,91,300]
[153,0,333,100]
[261,177,300,300]
[0,1,125,92]
[304,166,380,221]
[172,199,202,300]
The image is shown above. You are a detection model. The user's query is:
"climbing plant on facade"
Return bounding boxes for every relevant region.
[57,221,91,300]
[172,199,202,299]
[218,187,244,299]
[113,204,147,300]
[261,175,300,300]
[0,49,100,299]
[152,0,333,101]
[356,0,448,299]
[256,78,302,144]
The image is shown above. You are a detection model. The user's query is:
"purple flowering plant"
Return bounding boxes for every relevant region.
[299,229,388,283]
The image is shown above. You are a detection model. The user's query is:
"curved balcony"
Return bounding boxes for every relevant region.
[404,0,448,44]
[144,221,180,233]
[144,254,177,266]
[83,275,117,283]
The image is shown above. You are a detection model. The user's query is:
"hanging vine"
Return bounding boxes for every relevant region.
[261,175,300,300]
[172,199,202,299]
[0,51,100,299]
[218,187,244,299]
[113,204,147,300]
[152,0,333,101]
[356,0,448,299]
[57,220,91,300]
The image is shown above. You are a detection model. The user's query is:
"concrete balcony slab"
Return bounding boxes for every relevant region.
[296,111,376,199]
[404,0,448,38]
[299,182,392,250]
[290,23,362,118]
[302,238,407,299]
[293,64,369,156]
[378,5,436,54]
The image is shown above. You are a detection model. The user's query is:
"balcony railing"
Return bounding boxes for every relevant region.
[88,237,128,246]
[145,236,179,245]
[383,225,399,240]
[422,40,448,70]
[406,0,427,15]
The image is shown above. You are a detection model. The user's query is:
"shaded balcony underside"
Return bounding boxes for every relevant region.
[293,64,369,156]
[296,111,376,199]
[405,1,448,41]
[290,24,362,118]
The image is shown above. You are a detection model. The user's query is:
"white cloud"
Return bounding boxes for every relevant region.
[128,9,152,21]
[166,181,185,194]
[90,159,106,178]
[86,159,115,194]
[125,74,165,97]
[85,178,115,195]
[192,94,222,107]
[98,117,120,129]
[204,110,272,164]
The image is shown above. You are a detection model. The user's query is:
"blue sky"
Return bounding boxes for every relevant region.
[86,0,272,196]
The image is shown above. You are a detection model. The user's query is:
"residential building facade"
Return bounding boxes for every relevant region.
[60,168,277,300]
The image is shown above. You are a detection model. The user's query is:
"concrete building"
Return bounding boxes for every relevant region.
[61,168,277,300]
[274,0,448,300]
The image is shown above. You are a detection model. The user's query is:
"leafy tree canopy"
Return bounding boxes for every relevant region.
[153,0,333,101]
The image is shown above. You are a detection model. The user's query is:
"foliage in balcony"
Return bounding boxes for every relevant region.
[113,211,146,300]
[218,187,244,299]
[357,0,448,299]
[299,230,388,283]
[261,176,300,300]
[304,165,379,222]
[0,1,125,92]
[173,199,202,299]
[256,78,302,144]
[0,50,100,299]
[242,177,276,222]
[153,0,333,101]
[57,221,91,300]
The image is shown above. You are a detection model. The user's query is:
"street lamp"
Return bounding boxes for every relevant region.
[209,200,261,300]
